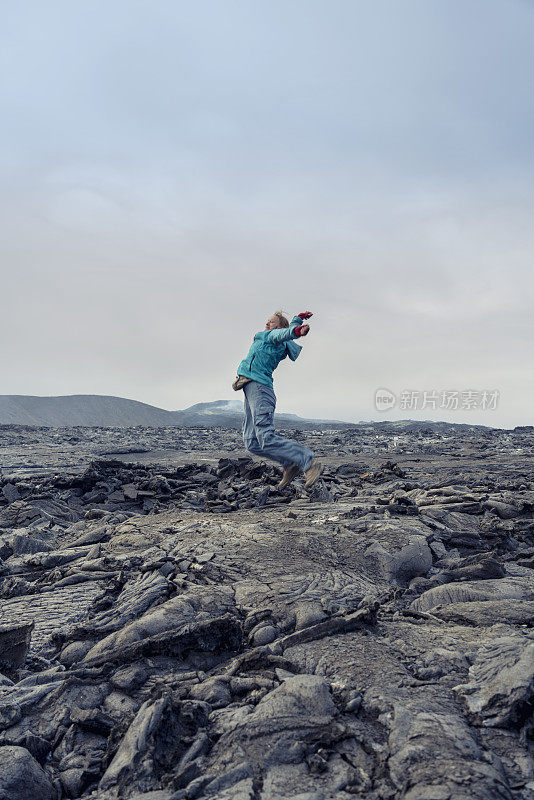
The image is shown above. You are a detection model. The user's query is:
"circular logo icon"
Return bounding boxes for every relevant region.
[374,388,396,411]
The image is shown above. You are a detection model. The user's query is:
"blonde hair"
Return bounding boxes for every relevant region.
[273,310,289,328]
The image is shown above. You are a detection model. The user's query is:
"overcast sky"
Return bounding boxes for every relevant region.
[1,0,533,428]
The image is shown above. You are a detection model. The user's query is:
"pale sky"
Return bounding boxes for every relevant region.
[1,0,533,428]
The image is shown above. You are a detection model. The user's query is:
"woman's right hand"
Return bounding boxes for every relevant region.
[295,324,310,336]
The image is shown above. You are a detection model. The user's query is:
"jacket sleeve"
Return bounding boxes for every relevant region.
[265,316,302,345]
[286,340,302,361]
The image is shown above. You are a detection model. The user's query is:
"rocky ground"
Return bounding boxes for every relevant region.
[0,423,533,800]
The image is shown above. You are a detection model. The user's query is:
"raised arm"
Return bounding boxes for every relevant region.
[266,311,312,344]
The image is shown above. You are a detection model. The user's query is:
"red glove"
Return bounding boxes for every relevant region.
[298,311,313,320]
[294,324,310,337]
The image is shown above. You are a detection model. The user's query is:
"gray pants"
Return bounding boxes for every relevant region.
[242,380,314,471]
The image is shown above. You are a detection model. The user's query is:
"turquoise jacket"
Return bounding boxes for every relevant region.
[237,315,304,389]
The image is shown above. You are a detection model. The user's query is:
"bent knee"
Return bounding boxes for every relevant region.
[256,430,281,449]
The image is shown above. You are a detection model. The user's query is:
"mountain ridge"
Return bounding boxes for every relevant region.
[0,394,352,430]
[0,394,502,431]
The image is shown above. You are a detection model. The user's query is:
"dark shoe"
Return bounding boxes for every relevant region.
[277,463,300,489]
[304,460,323,489]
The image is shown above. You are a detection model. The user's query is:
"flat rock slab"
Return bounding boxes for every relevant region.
[454,635,534,727]
[410,576,534,613]
[433,599,534,627]
[0,581,104,650]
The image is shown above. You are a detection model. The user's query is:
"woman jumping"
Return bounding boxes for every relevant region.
[233,310,323,490]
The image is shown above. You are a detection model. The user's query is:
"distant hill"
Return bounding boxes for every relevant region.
[0,395,506,432]
[0,395,176,427]
[0,395,353,430]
